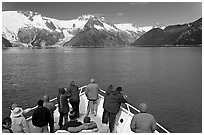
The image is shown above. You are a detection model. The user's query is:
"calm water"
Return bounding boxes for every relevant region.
[2,47,202,133]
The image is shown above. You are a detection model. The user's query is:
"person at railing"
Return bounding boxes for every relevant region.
[10,103,32,123]
[57,88,71,129]
[10,107,29,133]
[32,100,51,133]
[2,116,13,133]
[103,87,127,133]
[130,103,157,133]
[67,81,80,118]
[43,95,56,133]
[62,111,82,132]
[85,78,100,116]
[102,84,114,124]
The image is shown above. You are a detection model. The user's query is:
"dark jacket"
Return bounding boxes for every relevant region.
[103,90,113,109]
[62,120,82,131]
[104,90,127,114]
[57,93,70,113]
[67,85,80,102]
[2,126,13,133]
[32,106,51,127]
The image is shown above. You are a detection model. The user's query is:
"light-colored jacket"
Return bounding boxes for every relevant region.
[130,113,157,133]
[11,115,29,133]
[85,83,99,100]
[43,101,56,118]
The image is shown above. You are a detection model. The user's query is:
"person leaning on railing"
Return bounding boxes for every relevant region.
[102,87,128,133]
[11,107,30,133]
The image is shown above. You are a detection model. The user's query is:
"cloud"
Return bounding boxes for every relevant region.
[117,12,124,16]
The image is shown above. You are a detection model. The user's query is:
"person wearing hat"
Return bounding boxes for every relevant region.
[85,78,100,116]
[130,103,157,133]
[62,111,82,132]
[80,116,98,132]
[103,86,127,133]
[43,95,56,133]
[67,81,80,118]
[57,88,71,129]
[10,107,29,133]
[10,103,32,123]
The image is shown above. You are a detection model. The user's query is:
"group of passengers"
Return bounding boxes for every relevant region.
[2,78,157,133]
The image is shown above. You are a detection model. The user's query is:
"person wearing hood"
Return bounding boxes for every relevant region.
[10,107,29,133]
[130,103,157,133]
[103,87,127,133]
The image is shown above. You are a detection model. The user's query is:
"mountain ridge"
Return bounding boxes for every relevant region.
[131,18,202,47]
[3,11,152,47]
[2,10,201,47]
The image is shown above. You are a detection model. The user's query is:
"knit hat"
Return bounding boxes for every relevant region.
[69,111,77,120]
[83,116,91,123]
[11,107,23,117]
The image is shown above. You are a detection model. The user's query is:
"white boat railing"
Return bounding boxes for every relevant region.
[26,85,170,133]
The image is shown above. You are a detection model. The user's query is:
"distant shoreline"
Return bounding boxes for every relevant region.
[2,45,202,49]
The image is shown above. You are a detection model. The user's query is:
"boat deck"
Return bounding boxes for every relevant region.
[27,106,106,133]
[26,86,169,133]
[27,94,107,133]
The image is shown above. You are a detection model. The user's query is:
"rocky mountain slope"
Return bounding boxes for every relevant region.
[2,10,201,47]
[2,11,153,47]
[2,37,12,47]
[131,18,202,46]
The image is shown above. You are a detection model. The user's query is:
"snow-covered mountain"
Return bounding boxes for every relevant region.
[2,10,164,47]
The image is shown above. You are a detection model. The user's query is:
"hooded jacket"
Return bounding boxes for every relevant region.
[104,90,127,114]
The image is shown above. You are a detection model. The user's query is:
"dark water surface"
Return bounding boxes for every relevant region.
[2,47,202,133]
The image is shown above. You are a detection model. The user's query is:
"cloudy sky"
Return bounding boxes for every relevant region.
[2,2,202,27]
